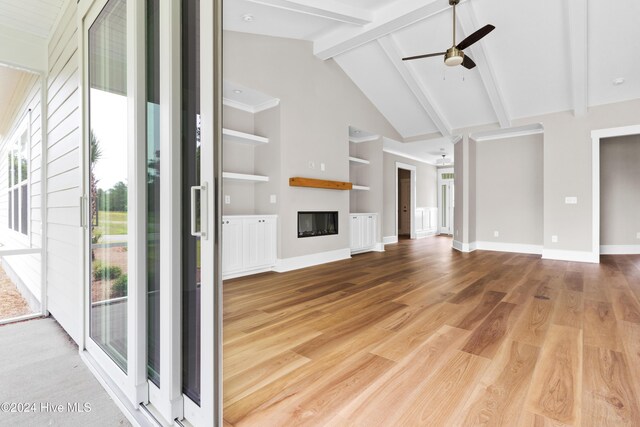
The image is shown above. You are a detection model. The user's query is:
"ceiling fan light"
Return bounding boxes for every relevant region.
[444,47,464,67]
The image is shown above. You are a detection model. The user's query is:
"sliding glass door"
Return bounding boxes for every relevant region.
[82,0,220,424]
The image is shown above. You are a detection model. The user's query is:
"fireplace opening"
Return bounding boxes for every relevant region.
[298,211,338,238]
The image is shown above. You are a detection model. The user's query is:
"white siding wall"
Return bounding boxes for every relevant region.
[46,0,81,343]
[0,72,43,307]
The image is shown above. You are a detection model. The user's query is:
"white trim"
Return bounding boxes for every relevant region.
[313,0,454,59]
[395,161,417,240]
[542,249,599,263]
[565,0,588,116]
[591,124,640,264]
[383,235,398,245]
[80,351,152,427]
[457,2,511,128]
[475,241,543,255]
[223,128,269,145]
[373,242,385,252]
[246,0,372,26]
[348,156,370,164]
[600,245,640,255]
[416,230,436,239]
[222,97,280,114]
[273,248,351,273]
[470,123,544,142]
[383,148,436,166]
[452,240,475,253]
[223,266,273,280]
[377,35,451,136]
[222,172,269,182]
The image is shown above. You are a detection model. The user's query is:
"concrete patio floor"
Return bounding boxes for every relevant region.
[0,317,130,426]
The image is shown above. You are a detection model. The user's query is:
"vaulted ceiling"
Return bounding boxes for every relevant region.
[224,0,640,158]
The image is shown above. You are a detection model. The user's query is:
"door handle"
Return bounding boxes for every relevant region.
[190,182,208,239]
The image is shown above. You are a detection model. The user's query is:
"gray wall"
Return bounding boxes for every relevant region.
[454,140,464,241]
[475,134,543,245]
[382,152,438,238]
[224,31,402,259]
[600,135,640,246]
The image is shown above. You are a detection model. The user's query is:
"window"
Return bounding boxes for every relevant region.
[7,118,29,236]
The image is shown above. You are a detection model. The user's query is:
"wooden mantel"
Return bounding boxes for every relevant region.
[289,177,353,190]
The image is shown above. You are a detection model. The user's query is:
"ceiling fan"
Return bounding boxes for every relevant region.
[402,0,495,70]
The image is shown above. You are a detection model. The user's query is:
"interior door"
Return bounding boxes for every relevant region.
[439,182,454,235]
[399,179,411,235]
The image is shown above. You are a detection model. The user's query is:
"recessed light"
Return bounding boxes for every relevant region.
[233,89,242,94]
[242,14,254,22]
[613,77,625,86]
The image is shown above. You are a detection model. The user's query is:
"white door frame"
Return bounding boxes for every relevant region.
[591,124,640,261]
[438,168,454,235]
[395,162,416,240]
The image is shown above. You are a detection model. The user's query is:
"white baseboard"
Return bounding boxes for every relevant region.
[273,248,351,273]
[475,241,543,255]
[373,243,385,252]
[600,245,640,255]
[542,249,599,263]
[416,230,437,239]
[223,266,273,280]
[383,236,398,245]
[452,240,476,253]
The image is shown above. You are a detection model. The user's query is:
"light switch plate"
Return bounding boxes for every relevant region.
[565,196,578,204]
[551,235,558,243]
[308,161,315,169]
[270,194,277,204]
[637,232,640,240]
[320,163,325,171]
[224,195,230,204]
[494,231,499,237]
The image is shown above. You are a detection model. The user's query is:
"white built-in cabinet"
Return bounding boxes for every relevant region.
[350,213,377,254]
[222,215,277,279]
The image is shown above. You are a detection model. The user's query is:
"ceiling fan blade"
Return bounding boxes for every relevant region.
[462,55,476,69]
[456,24,495,51]
[402,52,446,61]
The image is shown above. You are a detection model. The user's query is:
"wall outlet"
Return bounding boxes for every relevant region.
[551,235,558,243]
[270,194,277,204]
[308,160,315,169]
[494,231,499,238]
[320,162,325,171]
[224,195,231,204]
[565,196,578,205]
[636,232,640,240]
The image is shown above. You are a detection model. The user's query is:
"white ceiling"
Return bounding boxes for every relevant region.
[0,0,65,39]
[223,0,640,162]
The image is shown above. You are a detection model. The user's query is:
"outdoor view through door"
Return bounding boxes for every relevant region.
[89,0,129,371]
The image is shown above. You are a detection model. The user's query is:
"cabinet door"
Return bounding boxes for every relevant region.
[350,215,362,250]
[363,215,375,248]
[243,217,276,270]
[222,218,243,274]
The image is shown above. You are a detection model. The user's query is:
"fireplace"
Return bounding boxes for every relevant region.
[298,211,338,238]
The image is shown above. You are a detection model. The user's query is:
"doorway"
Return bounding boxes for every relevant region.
[397,169,411,237]
[438,168,454,235]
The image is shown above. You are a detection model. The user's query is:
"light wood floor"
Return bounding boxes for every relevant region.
[223,237,640,426]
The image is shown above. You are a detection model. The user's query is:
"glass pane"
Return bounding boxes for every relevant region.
[146,0,161,387]
[12,151,18,186]
[20,131,28,182]
[89,0,128,372]
[182,0,201,405]
[442,185,447,227]
[7,152,11,186]
[7,191,11,229]
[20,184,27,235]
[13,188,18,232]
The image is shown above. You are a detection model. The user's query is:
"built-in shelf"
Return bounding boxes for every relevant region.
[351,185,370,191]
[223,128,269,145]
[349,156,370,165]
[223,172,269,182]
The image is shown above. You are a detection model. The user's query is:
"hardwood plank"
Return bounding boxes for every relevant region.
[553,290,584,329]
[609,287,640,324]
[619,322,640,400]
[461,302,520,359]
[453,290,506,330]
[582,345,640,426]
[564,271,584,292]
[394,350,489,426]
[457,340,540,426]
[583,300,621,351]
[518,411,572,426]
[526,325,582,425]
[512,296,555,347]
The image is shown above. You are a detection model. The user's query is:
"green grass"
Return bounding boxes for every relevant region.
[95,211,127,236]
